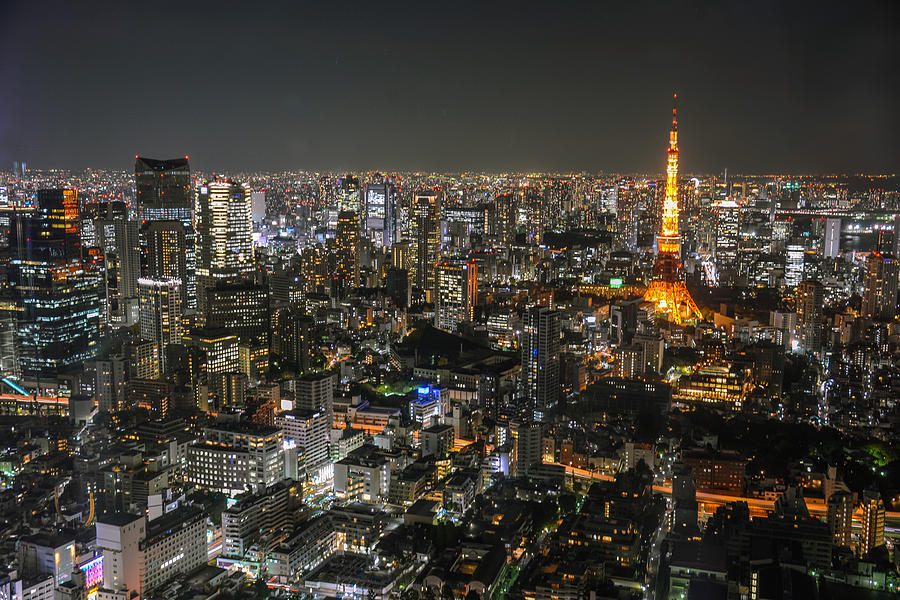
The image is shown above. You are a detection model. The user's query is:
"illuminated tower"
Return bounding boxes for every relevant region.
[643,95,702,324]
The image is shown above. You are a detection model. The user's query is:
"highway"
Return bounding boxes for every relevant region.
[549,462,900,540]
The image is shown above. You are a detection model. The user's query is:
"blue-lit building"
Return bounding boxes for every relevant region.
[9,189,101,379]
[409,385,448,427]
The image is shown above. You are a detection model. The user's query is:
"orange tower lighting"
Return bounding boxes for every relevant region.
[643,94,703,325]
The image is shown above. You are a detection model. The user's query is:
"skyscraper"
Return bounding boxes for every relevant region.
[434,261,477,332]
[135,157,191,220]
[138,277,183,374]
[334,210,359,293]
[795,280,823,355]
[10,189,100,378]
[643,95,702,324]
[823,218,840,259]
[142,221,188,282]
[194,180,254,313]
[135,157,197,309]
[95,218,141,326]
[364,180,396,248]
[521,306,560,420]
[411,192,441,298]
[206,280,269,346]
[714,198,739,279]
[861,252,899,321]
[785,243,806,288]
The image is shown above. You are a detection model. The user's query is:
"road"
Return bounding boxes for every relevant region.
[549,462,900,541]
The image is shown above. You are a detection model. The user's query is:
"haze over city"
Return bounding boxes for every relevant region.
[1,0,899,173]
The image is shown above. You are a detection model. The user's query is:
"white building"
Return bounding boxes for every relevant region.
[187,422,284,495]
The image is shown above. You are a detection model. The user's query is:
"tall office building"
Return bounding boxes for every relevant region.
[785,244,806,288]
[277,409,331,480]
[823,218,841,259]
[861,252,899,321]
[95,218,141,326]
[135,157,196,309]
[521,306,560,420]
[138,278,183,374]
[795,280,823,355]
[135,157,191,219]
[142,220,188,281]
[334,210,359,293]
[714,199,739,277]
[9,189,101,378]
[860,489,885,556]
[411,192,441,297]
[187,422,284,494]
[434,261,477,332]
[206,280,269,346]
[615,180,637,249]
[494,193,517,246]
[364,181,396,248]
[194,180,254,313]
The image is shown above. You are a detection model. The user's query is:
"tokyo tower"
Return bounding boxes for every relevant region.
[643,94,702,324]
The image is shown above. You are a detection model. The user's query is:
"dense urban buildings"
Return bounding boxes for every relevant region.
[1,102,899,600]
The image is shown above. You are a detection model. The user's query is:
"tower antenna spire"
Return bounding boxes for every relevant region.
[673,92,678,128]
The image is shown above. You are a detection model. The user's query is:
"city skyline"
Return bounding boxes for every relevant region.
[2,3,900,600]
[1,0,898,173]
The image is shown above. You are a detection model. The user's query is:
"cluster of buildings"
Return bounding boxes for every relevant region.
[0,103,898,600]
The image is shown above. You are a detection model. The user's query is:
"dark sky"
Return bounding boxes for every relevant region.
[1,0,898,174]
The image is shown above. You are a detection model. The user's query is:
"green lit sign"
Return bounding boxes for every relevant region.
[609,278,623,289]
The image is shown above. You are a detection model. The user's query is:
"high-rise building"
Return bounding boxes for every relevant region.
[188,422,284,494]
[142,221,188,282]
[138,278,183,374]
[643,96,702,324]
[94,355,128,413]
[95,218,141,326]
[206,280,269,346]
[334,210,359,293]
[493,193,517,246]
[714,199,739,279]
[824,218,841,258]
[96,513,145,599]
[295,371,334,422]
[9,189,101,378]
[135,157,191,220]
[785,244,805,288]
[411,192,441,297]
[861,252,899,321]
[521,306,560,420]
[860,489,885,556]
[827,490,853,548]
[364,181,396,248]
[434,261,477,331]
[277,409,331,481]
[509,420,543,477]
[251,190,266,223]
[194,180,254,313]
[795,280,823,355]
[136,157,197,310]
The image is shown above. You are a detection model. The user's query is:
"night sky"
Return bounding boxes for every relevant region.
[1,0,898,174]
